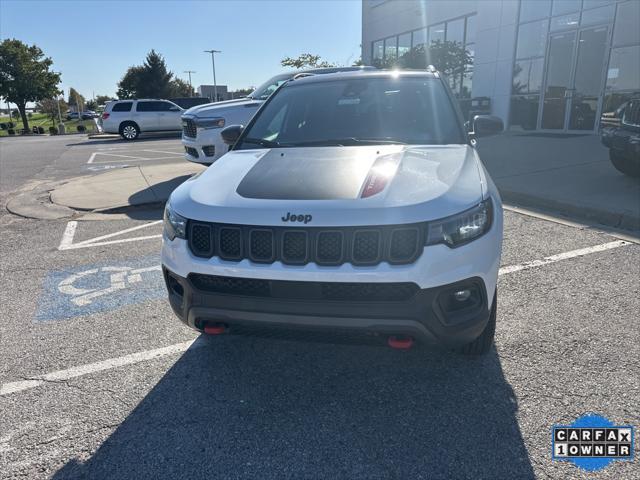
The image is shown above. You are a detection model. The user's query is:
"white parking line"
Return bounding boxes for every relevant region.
[0,339,202,396]
[91,156,182,164]
[58,220,162,251]
[88,149,183,164]
[498,240,629,275]
[3,239,631,397]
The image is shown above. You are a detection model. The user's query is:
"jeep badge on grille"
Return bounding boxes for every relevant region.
[282,212,312,224]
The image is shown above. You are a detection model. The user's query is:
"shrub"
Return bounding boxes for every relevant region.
[38,126,45,134]
[8,122,14,128]
[49,126,58,135]
[8,129,15,135]
[77,124,86,132]
[0,123,6,130]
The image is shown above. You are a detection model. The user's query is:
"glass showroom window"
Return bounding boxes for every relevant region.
[603,0,640,113]
[384,37,398,62]
[509,17,549,131]
[372,40,384,63]
[412,28,427,49]
[604,45,640,112]
[428,23,445,44]
[520,0,551,23]
[461,15,476,99]
[398,32,411,59]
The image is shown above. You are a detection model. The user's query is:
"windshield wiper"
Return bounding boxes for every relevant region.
[241,137,283,148]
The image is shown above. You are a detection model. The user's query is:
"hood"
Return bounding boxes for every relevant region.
[171,145,486,227]
[183,98,262,117]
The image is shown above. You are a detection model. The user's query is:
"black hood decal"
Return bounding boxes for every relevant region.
[236,148,386,200]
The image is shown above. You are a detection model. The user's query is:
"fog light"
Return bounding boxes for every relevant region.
[453,289,471,302]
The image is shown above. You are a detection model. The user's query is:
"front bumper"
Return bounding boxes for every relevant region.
[162,189,502,346]
[182,131,225,164]
[163,267,491,347]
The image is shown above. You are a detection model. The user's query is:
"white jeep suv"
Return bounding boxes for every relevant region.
[181,67,374,165]
[102,99,184,140]
[163,70,504,354]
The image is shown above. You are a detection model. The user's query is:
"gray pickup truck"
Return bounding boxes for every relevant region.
[601,98,640,178]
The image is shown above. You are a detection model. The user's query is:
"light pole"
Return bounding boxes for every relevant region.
[184,70,196,96]
[204,49,221,102]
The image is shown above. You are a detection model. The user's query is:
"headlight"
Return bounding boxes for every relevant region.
[426,199,492,248]
[195,117,225,129]
[163,202,187,240]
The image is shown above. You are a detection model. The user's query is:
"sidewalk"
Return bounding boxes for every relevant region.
[51,163,204,211]
[477,133,640,232]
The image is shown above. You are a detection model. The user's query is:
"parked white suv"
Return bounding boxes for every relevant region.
[181,66,375,165]
[102,99,184,140]
[163,70,504,354]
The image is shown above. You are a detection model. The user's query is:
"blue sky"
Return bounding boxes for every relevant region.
[1,0,362,99]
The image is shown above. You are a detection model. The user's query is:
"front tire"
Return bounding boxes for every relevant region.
[119,122,140,141]
[458,289,497,355]
[610,150,640,178]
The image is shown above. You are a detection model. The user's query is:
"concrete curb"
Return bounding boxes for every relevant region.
[500,189,640,232]
[6,184,76,220]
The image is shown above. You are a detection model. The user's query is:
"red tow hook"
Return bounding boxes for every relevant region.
[387,335,414,350]
[204,323,227,335]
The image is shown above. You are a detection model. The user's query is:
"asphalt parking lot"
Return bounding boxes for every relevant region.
[0,135,638,479]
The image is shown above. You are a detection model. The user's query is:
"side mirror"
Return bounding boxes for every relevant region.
[221,124,244,145]
[169,106,181,112]
[471,115,503,138]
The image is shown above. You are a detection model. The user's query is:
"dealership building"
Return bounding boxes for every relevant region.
[362,0,640,133]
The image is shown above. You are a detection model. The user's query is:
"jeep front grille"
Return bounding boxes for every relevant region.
[187,221,423,266]
[182,119,197,138]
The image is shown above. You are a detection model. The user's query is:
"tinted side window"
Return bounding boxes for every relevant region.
[158,102,177,111]
[137,101,159,112]
[136,101,176,112]
[112,102,133,112]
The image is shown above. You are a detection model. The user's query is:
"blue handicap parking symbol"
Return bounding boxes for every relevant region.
[36,255,165,322]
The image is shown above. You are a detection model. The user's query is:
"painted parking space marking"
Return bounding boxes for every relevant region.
[498,240,629,275]
[36,255,163,321]
[0,339,203,396]
[41,238,631,324]
[58,220,162,251]
[58,265,161,306]
[87,148,183,164]
[12,239,631,396]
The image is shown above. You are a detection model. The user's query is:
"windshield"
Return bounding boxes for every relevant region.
[238,76,464,148]
[249,73,293,100]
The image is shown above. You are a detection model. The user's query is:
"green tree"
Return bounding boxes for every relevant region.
[95,94,114,106]
[0,39,61,131]
[37,97,68,122]
[168,78,194,97]
[68,87,86,110]
[116,65,144,99]
[280,53,335,69]
[117,50,174,99]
